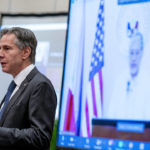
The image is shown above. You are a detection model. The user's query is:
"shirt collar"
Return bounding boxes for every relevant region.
[14,64,35,87]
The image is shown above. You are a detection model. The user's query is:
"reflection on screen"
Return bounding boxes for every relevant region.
[57,0,150,149]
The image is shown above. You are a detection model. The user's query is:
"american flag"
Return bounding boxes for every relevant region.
[81,0,104,137]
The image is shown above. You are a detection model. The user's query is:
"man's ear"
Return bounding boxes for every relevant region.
[22,47,31,60]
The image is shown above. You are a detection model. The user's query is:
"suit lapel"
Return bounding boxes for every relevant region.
[0,67,39,125]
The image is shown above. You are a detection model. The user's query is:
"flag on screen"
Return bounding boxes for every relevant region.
[63,0,86,136]
[82,0,104,137]
[63,89,76,132]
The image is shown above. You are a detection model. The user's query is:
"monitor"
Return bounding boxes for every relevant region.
[57,0,150,149]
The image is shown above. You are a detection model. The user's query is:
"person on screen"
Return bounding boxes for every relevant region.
[107,22,150,120]
[0,27,57,150]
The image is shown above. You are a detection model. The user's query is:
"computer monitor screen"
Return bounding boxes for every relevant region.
[57,0,150,149]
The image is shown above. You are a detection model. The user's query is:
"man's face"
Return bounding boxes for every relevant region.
[129,35,143,78]
[0,33,25,77]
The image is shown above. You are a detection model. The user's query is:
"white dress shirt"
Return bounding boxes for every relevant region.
[11,64,35,99]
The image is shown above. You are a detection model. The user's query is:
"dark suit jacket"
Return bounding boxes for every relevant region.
[0,67,57,150]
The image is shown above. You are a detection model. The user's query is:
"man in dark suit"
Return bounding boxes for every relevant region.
[0,27,57,150]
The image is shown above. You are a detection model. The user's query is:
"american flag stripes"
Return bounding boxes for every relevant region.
[81,0,104,137]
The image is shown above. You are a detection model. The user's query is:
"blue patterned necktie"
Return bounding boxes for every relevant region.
[0,80,16,119]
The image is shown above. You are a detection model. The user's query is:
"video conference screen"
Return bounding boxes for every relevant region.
[57,0,150,149]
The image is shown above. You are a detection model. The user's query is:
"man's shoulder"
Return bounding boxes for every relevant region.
[24,67,51,86]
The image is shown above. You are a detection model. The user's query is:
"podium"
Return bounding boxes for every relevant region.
[92,119,150,142]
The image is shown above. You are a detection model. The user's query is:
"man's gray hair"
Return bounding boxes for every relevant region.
[0,27,37,64]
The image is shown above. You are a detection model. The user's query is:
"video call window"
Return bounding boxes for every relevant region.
[57,0,150,150]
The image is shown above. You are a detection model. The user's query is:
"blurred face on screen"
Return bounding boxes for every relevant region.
[129,33,143,78]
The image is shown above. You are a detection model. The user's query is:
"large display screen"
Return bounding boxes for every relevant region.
[57,0,150,149]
